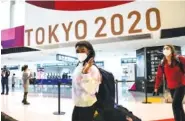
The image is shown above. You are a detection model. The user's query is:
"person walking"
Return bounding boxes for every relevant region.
[1,66,10,95]
[22,65,32,105]
[154,45,185,121]
[72,41,101,121]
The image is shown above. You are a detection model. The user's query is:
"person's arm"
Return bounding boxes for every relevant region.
[155,65,164,90]
[7,70,10,76]
[80,66,101,94]
[23,72,32,81]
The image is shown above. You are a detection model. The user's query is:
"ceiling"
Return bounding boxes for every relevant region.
[1,36,185,65]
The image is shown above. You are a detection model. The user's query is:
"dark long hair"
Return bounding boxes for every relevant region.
[22,65,28,72]
[75,41,95,65]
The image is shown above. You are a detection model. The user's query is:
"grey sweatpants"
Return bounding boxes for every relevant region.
[23,79,29,92]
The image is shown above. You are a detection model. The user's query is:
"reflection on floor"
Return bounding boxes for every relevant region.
[10,82,145,101]
[1,83,184,121]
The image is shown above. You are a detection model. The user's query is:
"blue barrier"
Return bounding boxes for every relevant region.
[35,79,72,85]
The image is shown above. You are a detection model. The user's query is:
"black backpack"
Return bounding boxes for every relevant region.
[93,66,142,121]
[160,55,184,77]
[160,55,184,88]
[94,65,115,109]
[75,63,116,108]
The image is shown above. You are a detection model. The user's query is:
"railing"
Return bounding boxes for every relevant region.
[115,80,136,104]
[33,79,72,86]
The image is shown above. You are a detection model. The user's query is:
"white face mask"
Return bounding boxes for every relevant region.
[77,53,87,62]
[163,49,171,56]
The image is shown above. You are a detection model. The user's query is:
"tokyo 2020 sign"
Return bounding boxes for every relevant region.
[25,1,185,48]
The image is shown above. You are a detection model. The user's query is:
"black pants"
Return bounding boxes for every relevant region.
[170,86,185,121]
[72,103,96,121]
[23,92,28,102]
[1,79,9,94]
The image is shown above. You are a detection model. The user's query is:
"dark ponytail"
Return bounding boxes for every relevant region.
[22,65,28,72]
[21,66,24,71]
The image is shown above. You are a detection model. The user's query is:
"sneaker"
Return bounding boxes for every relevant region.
[22,99,26,104]
[24,102,30,105]
[1,93,4,95]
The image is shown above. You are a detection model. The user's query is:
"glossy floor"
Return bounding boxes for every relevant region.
[1,84,184,121]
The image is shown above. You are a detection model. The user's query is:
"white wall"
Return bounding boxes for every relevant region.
[12,1,25,27]
[0,1,25,30]
[96,53,136,80]
[182,45,185,55]
[0,1,10,51]
[182,50,185,56]
[0,2,10,29]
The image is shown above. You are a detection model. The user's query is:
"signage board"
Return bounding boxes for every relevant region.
[1,26,24,49]
[25,2,162,47]
[95,61,104,67]
[24,1,185,48]
[121,58,136,64]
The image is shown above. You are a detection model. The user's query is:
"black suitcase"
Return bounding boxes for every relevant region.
[115,105,141,121]
[94,105,141,121]
[94,80,142,121]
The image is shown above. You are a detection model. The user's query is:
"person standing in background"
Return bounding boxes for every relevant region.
[154,45,185,121]
[12,73,16,88]
[1,66,10,95]
[22,65,32,105]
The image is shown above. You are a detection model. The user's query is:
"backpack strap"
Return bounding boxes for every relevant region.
[160,55,184,74]
[175,55,184,73]
[160,55,184,90]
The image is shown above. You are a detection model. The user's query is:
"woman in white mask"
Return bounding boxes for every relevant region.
[72,41,101,121]
[154,45,185,121]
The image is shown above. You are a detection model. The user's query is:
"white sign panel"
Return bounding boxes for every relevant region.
[25,2,161,47]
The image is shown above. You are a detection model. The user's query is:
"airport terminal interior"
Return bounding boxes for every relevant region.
[1,1,185,121]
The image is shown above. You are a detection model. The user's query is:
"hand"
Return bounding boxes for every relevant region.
[153,88,159,96]
[126,116,133,121]
[82,58,94,74]
[154,89,158,93]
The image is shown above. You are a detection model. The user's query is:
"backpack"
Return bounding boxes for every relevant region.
[93,66,142,121]
[160,55,184,77]
[76,63,116,108]
[94,65,115,110]
[160,55,184,88]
